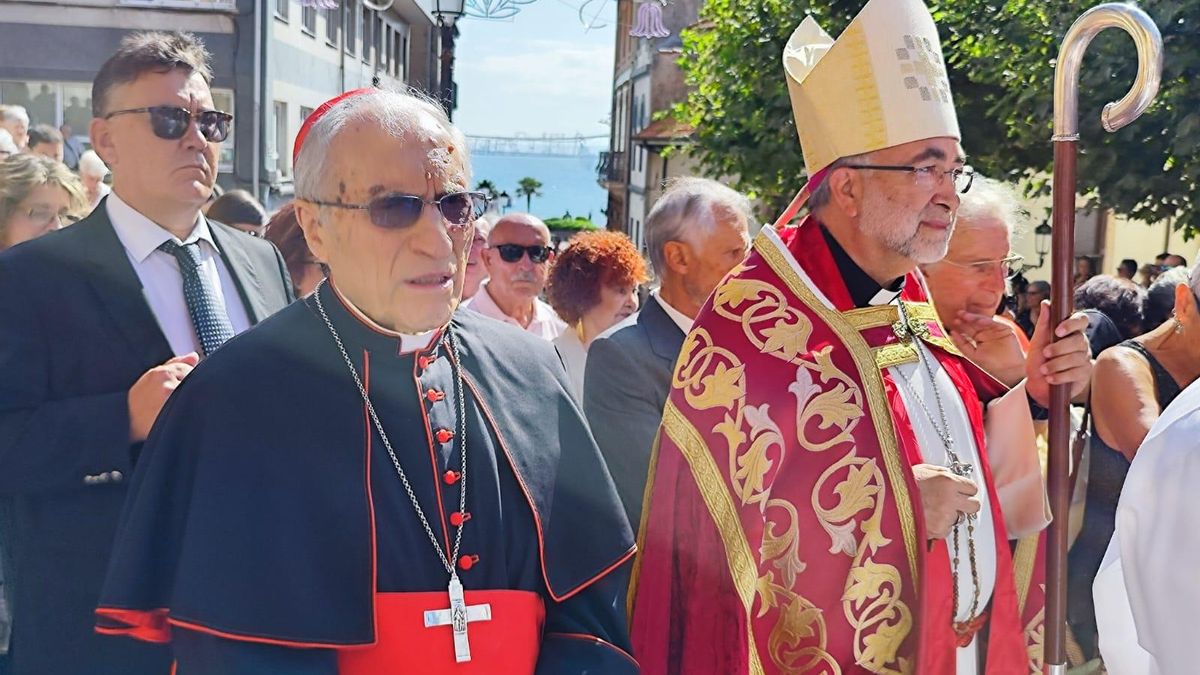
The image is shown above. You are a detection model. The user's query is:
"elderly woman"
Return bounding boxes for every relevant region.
[263,201,325,296]
[546,230,648,402]
[77,150,112,209]
[1068,264,1200,659]
[0,154,87,252]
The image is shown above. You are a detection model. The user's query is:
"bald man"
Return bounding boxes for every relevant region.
[463,213,566,339]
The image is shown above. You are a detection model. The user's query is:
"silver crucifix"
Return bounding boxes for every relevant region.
[423,575,492,663]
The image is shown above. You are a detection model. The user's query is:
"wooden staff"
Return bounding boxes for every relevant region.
[1046,6,1161,673]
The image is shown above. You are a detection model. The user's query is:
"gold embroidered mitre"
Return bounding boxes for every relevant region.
[783,0,961,176]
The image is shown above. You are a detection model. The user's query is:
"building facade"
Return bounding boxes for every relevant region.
[598,0,702,251]
[0,0,445,208]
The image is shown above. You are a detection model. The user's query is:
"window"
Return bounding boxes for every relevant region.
[361,6,372,63]
[324,7,339,45]
[274,0,289,21]
[375,16,384,66]
[300,106,314,122]
[212,89,235,172]
[398,33,409,79]
[273,101,289,179]
[382,27,391,71]
[344,0,357,56]
[301,5,316,35]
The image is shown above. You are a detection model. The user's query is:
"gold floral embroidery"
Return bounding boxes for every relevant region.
[754,231,919,674]
[661,401,767,675]
[1025,585,1046,675]
[754,232,920,582]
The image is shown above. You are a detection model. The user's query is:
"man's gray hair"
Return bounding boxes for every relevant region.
[294,88,469,200]
[955,174,1030,239]
[644,177,752,276]
[807,156,864,211]
[0,105,28,125]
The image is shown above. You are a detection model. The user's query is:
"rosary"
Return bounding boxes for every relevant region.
[894,303,983,642]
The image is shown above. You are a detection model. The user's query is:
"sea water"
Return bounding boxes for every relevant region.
[471,153,608,223]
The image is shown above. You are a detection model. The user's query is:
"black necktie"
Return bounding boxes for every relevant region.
[158,240,236,356]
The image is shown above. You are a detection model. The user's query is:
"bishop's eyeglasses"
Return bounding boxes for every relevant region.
[847,164,975,194]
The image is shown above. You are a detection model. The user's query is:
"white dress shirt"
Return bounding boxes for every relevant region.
[107,191,251,357]
[461,282,566,340]
[651,288,693,334]
[552,327,588,403]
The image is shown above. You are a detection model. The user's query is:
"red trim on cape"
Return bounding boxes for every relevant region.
[363,349,380,647]
[457,367,636,602]
[94,607,171,644]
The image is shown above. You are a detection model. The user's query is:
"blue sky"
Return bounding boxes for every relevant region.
[452,0,616,138]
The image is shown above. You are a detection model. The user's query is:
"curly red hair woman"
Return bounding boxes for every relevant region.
[546,230,649,401]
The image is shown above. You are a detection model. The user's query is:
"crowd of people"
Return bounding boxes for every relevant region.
[0,1,1197,673]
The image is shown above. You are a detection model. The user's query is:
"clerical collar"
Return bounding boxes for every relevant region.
[326,280,439,354]
[820,225,905,308]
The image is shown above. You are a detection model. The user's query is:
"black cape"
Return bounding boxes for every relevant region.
[97,282,637,673]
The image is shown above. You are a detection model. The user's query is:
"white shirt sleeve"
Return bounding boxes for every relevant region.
[983,381,1051,539]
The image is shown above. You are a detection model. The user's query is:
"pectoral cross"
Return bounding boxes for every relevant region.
[423,575,492,663]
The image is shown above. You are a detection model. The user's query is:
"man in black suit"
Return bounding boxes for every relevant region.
[584,177,751,531]
[0,32,292,675]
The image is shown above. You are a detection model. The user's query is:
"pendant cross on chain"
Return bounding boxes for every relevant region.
[423,576,492,662]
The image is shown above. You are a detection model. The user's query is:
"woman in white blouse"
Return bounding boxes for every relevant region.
[546,230,648,402]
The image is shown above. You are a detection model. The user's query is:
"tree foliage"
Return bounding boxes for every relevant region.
[516,177,544,212]
[673,0,1198,232]
[545,213,599,232]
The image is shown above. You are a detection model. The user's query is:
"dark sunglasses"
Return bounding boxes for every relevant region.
[305,191,487,230]
[105,106,233,142]
[493,243,553,264]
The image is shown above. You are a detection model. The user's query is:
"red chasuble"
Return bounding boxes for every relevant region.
[630,217,1028,674]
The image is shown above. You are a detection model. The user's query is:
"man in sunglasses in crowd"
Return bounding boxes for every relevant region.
[463,213,567,339]
[96,87,637,674]
[0,32,293,675]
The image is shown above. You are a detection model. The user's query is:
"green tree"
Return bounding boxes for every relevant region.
[515,177,543,212]
[673,0,1196,231]
[474,179,500,203]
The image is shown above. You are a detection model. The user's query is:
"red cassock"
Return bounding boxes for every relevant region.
[629,217,1031,674]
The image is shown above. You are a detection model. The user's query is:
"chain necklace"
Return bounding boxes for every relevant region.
[312,282,469,579]
[895,302,983,630]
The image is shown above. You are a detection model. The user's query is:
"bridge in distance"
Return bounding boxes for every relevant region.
[467,134,608,158]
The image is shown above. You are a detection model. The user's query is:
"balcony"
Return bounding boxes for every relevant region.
[596,150,626,188]
[116,0,237,10]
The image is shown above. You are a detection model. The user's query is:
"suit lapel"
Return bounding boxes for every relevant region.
[641,296,686,364]
[79,207,173,367]
[208,221,269,324]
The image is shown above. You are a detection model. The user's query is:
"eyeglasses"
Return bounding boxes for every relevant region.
[492,243,553,264]
[303,191,487,230]
[848,164,975,193]
[940,252,1024,280]
[25,207,79,227]
[104,106,233,143]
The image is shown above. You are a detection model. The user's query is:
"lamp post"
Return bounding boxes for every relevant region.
[433,0,466,120]
[497,190,512,214]
[1018,220,1054,273]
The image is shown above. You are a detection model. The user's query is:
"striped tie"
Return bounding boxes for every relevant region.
[159,240,236,356]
